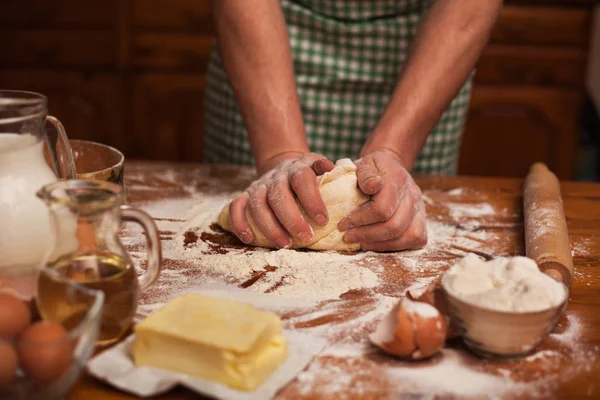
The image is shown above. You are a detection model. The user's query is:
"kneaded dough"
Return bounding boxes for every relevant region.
[217,158,369,251]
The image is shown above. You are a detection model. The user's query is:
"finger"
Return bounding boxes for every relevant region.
[229,192,254,244]
[355,157,383,195]
[338,179,404,231]
[312,158,335,176]
[289,162,328,226]
[247,184,292,249]
[266,175,314,244]
[361,205,428,252]
[342,194,417,243]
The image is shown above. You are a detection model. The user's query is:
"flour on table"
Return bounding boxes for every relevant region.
[446,202,496,218]
[386,349,523,398]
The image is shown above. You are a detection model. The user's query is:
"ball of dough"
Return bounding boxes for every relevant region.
[217,158,370,251]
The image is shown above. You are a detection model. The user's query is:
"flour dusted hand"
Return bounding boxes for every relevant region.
[218,158,370,251]
[338,150,428,252]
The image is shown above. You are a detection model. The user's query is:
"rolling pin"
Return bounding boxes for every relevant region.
[523,162,574,288]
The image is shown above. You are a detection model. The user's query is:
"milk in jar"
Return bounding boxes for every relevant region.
[0,134,57,269]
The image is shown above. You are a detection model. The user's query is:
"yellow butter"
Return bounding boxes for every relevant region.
[132,293,288,391]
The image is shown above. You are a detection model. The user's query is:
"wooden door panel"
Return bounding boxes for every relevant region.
[132,33,213,70]
[0,30,117,68]
[0,0,116,27]
[132,74,206,162]
[458,87,581,180]
[133,0,213,33]
[0,71,126,154]
[491,5,591,47]
[475,45,587,87]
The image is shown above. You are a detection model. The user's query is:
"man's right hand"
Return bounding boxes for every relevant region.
[229,153,334,248]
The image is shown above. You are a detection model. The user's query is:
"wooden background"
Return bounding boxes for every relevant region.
[0,0,597,179]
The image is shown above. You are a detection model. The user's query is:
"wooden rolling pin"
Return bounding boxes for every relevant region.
[523,162,574,288]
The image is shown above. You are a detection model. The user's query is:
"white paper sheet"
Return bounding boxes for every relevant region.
[87,330,326,399]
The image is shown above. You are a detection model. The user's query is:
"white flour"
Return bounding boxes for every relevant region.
[442,254,567,312]
[446,202,496,218]
[386,349,523,398]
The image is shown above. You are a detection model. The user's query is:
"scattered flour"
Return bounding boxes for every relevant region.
[386,349,523,398]
[527,204,560,242]
[525,350,560,362]
[447,188,466,196]
[446,202,496,218]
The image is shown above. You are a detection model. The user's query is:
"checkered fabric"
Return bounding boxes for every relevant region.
[203,0,473,174]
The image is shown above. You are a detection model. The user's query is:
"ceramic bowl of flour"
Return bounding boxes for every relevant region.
[441,254,568,358]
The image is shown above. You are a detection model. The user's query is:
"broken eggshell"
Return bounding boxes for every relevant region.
[368,297,447,360]
[407,286,459,339]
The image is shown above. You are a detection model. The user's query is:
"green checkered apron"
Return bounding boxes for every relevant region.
[203,0,473,174]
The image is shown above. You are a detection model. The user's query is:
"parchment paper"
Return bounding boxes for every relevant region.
[87,330,326,399]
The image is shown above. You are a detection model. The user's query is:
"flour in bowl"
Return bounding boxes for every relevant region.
[442,254,567,312]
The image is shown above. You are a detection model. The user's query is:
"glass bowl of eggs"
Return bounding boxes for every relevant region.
[0,266,104,400]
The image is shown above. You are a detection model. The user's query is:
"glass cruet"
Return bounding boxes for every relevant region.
[35,179,162,345]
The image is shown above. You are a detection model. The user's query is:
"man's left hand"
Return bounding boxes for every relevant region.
[338,150,427,252]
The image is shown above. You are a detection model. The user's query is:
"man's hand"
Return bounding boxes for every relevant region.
[338,150,427,251]
[229,153,334,248]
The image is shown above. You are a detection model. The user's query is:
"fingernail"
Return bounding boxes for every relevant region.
[315,214,328,226]
[338,219,353,231]
[240,231,253,244]
[344,232,357,243]
[365,176,383,191]
[298,232,312,244]
[276,237,291,249]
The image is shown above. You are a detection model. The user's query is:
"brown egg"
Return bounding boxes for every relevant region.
[0,339,18,390]
[369,297,447,360]
[17,321,73,384]
[0,293,31,338]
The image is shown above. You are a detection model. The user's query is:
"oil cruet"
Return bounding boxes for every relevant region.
[0,90,76,282]
[35,179,162,345]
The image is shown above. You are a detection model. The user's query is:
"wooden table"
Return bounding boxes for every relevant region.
[69,161,600,400]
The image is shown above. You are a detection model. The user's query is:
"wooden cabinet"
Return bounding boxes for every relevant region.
[0,71,127,151]
[460,87,580,178]
[0,0,596,178]
[132,74,206,162]
[459,2,597,179]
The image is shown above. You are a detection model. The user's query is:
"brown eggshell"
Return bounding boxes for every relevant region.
[408,303,447,359]
[408,287,458,339]
[0,293,32,338]
[0,339,18,390]
[17,321,73,384]
[368,299,417,358]
[392,300,418,355]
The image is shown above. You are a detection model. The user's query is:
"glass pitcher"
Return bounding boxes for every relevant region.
[35,179,162,346]
[0,90,76,276]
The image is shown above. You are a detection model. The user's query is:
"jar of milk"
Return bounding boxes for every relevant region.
[0,90,76,293]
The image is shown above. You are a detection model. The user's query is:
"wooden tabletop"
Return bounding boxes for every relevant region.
[69,161,600,400]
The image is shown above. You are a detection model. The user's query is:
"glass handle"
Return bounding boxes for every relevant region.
[46,115,76,179]
[120,205,163,291]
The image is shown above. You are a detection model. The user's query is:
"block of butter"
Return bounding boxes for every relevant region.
[132,293,289,391]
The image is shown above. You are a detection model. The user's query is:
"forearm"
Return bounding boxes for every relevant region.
[210,0,308,174]
[361,0,503,169]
